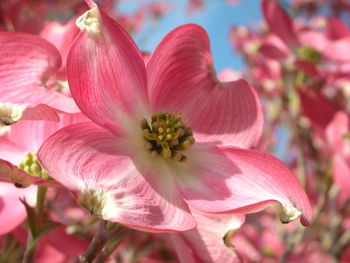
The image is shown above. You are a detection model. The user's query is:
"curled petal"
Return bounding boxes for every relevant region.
[147,24,263,148]
[0,32,79,113]
[38,122,196,232]
[177,145,312,226]
[172,210,244,263]
[67,7,149,132]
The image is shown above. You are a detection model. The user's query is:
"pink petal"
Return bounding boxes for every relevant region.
[67,7,149,132]
[0,182,36,235]
[172,210,244,263]
[0,136,25,164]
[333,155,350,199]
[326,17,350,40]
[324,37,350,62]
[40,20,80,69]
[21,104,59,122]
[299,89,337,132]
[261,0,299,50]
[38,122,196,232]
[7,112,88,154]
[298,30,329,52]
[0,32,79,113]
[46,227,88,257]
[325,111,349,154]
[0,159,55,187]
[259,35,290,60]
[177,145,312,226]
[147,24,263,148]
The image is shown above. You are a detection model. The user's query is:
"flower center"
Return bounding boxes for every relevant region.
[141,110,195,162]
[18,153,50,180]
[296,46,322,64]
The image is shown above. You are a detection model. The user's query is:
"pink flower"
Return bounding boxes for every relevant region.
[38,1,311,232]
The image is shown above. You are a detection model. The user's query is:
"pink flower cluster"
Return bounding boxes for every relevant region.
[0,0,317,262]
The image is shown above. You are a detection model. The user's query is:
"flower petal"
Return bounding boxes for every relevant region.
[261,0,299,50]
[67,7,149,132]
[147,24,263,148]
[325,111,349,154]
[333,155,350,199]
[176,145,312,226]
[38,122,196,232]
[324,36,350,62]
[40,20,80,69]
[171,210,244,263]
[299,89,337,132]
[0,32,79,113]
[0,182,36,235]
[6,112,87,154]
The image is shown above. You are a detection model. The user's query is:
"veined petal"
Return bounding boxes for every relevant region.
[0,32,79,113]
[0,182,37,235]
[147,24,263,148]
[261,0,299,50]
[67,6,149,132]
[6,112,88,154]
[177,145,312,226]
[171,210,244,263]
[38,122,196,232]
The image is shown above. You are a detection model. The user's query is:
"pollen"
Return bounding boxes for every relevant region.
[17,153,50,180]
[141,110,195,162]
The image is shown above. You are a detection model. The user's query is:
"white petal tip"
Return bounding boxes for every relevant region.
[76,7,101,35]
[279,204,302,224]
[0,102,25,126]
[77,187,118,219]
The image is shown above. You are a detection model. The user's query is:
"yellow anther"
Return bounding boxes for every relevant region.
[141,110,195,162]
[17,152,51,180]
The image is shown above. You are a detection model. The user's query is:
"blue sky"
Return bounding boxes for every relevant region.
[119,0,262,72]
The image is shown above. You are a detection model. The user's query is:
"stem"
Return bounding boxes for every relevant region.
[79,220,106,263]
[36,187,48,226]
[22,186,47,263]
[95,227,128,263]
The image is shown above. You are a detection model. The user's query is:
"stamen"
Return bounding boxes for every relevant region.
[141,110,195,162]
[17,153,51,180]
